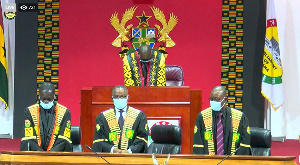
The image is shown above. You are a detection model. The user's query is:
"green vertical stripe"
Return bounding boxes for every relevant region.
[0,62,8,108]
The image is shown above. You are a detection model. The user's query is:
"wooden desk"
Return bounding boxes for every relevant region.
[0,151,296,165]
[80,86,202,154]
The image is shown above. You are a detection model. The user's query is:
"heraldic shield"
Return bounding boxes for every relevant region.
[110,6,178,86]
[131,27,156,50]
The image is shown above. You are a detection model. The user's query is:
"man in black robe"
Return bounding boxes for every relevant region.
[92,85,148,153]
[193,86,251,155]
[123,45,166,86]
[20,82,72,151]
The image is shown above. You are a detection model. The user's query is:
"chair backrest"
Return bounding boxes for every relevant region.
[148,125,182,154]
[165,65,184,86]
[250,127,271,156]
[71,126,83,152]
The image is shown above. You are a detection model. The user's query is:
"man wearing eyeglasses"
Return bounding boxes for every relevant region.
[20,82,72,151]
[123,44,166,86]
[92,85,149,153]
[193,86,251,155]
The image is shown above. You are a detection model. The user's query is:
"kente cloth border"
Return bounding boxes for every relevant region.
[36,0,60,101]
[221,0,244,110]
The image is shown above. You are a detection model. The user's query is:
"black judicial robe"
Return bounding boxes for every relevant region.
[193,107,251,155]
[92,107,148,153]
[20,103,72,152]
[123,50,166,87]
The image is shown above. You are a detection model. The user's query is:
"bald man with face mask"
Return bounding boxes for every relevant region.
[122,44,166,86]
[193,86,251,155]
[20,82,72,152]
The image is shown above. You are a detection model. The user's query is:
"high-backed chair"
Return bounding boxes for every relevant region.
[71,126,83,152]
[250,127,271,156]
[148,125,182,154]
[165,65,184,86]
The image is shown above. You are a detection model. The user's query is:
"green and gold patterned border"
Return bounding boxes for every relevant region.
[36,0,59,101]
[221,0,243,110]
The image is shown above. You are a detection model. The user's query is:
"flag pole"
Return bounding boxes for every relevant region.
[264,99,270,130]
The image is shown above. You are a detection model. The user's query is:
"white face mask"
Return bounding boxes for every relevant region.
[40,100,54,109]
[210,97,226,111]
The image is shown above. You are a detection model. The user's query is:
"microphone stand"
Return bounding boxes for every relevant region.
[85,145,111,165]
[216,148,240,165]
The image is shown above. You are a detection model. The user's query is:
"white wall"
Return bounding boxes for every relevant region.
[275,0,300,139]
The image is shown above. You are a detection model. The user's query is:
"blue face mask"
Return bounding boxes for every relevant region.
[40,100,54,109]
[210,97,226,111]
[113,98,128,109]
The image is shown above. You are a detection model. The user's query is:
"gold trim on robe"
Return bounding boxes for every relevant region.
[103,107,140,150]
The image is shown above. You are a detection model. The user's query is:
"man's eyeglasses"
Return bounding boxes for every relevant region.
[112,95,128,99]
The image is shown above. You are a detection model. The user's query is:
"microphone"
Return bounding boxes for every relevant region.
[85,145,111,165]
[27,142,30,151]
[216,148,240,165]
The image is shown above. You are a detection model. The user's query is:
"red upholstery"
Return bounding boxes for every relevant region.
[165,65,184,86]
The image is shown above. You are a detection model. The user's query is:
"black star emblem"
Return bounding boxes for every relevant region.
[136,11,152,27]
[2,46,6,58]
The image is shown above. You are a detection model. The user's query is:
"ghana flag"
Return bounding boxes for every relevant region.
[261,0,283,111]
[0,16,8,110]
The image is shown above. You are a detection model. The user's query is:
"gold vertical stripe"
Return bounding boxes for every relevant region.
[230,108,242,153]
[28,104,40,145]
[120,107,140,150]
[201,108,215,155]
[103,109,121,147]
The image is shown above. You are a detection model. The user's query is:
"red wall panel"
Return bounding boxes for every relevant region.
[59,0,222,125]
